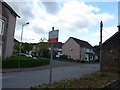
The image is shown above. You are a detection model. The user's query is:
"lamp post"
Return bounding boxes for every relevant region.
[19,22,29,54]
[18,22,29,70]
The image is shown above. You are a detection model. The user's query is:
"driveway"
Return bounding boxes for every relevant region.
[2,60,100,88]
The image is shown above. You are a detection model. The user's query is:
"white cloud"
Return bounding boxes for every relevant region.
[92,26,118,44]
[7,1,115,44]
[96,13,115,22]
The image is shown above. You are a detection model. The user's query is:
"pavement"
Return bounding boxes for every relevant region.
[2,60,82,73]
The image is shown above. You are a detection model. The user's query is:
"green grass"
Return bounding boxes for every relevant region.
[32,67,120,88]
[2,56,50,68]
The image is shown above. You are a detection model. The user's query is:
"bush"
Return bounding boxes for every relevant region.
[67,58,74,62]
[31,54,39,58]
[2,56,50,68]
[75,59,81,63]
[60,55,68,60]
[81,60,89,63]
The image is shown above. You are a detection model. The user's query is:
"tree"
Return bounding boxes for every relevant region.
[36,42,50,57]
[22,43,33,53]
[14,42,19,53]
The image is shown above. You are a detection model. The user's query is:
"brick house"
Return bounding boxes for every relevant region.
[62,37,95,61]
[0,1,20,59]
[102,25,120,67]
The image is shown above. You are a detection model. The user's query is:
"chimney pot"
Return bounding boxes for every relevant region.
[117,25,120,31]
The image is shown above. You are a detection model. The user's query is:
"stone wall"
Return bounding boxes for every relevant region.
[102,31,120,67]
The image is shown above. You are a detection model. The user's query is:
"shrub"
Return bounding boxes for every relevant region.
[2,56,50,68]
[75,59,81,63]
[81,60,89,63]
[68,58,74,62]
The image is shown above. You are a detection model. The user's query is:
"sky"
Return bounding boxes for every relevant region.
[5,0,119,46]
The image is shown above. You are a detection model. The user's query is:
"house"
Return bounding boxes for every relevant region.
[62,37,95,61]
[93,45,100,61]
[33,42,63,58]
[0,1,20,59]
[49,42,63,58]
[102,25,120,67]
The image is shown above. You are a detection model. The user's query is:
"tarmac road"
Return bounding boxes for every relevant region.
[2,61,99,88]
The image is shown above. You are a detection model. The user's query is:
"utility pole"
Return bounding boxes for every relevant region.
[49,27,54,82]
[100,21,103,72]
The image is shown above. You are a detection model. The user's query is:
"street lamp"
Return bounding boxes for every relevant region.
[19,22,29,54]
[18,22,29,70]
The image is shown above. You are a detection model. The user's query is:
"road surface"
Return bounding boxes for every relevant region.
[2,62,99,88]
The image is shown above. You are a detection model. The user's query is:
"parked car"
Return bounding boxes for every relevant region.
[16,53,37,59]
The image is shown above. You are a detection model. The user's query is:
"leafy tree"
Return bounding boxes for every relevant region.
[14,42,19,53]
[22,43,33,53]
[36,42,50,57]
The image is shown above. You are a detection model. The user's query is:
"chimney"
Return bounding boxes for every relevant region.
[117,25,120,31]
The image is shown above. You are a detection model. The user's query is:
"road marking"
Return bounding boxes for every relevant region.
[0,76,16,79]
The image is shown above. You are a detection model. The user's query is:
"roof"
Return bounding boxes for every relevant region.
[1,1,20,18]
[49,42,63,48]
[38,42,63,48]
[70,37,93,48]
[53,42,63,48]
[103,30,120,45]
[14,38,19,43]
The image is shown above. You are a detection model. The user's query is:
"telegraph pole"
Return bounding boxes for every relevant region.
[100,21,103,72]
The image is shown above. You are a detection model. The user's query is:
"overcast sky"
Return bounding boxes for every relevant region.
[5,0,119,46]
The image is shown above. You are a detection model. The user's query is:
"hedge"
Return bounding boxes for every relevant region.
[2,56,50,68]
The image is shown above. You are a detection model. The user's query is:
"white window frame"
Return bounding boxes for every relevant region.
[0,19,5,35]
[84,48,89,52]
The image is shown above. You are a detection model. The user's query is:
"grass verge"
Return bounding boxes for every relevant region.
[2,56,50,68]
[31,67,120,88]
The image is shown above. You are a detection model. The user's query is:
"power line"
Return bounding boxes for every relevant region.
[103,29,111,36]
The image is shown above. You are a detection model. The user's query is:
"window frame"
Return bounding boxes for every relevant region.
[0,19,5,35]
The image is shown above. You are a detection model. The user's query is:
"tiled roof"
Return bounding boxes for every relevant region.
[49,42,63,48]
[70,37,93,48]
[14,38,19,43]
[38,42,63,48]
[103,30,120,45]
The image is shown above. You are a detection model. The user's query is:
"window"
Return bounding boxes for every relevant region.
[84,48,90,52]
[0,19,5,35]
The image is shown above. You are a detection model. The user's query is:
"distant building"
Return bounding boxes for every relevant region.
[13,38,20,53]
[102,25,120,67]
[93,45,100,61]
[62,37,95,61]
[49,42,63,58]
[0,1,20,59]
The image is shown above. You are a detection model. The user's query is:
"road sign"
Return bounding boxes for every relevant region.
[49,27,59,83]
[48,30,59,42]
[19,46,24,49]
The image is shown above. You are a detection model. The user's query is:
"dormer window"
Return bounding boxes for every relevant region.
[0,19,5,35]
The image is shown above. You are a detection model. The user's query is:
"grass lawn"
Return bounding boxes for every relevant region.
[32,67,120,88]
[2,56,50,68]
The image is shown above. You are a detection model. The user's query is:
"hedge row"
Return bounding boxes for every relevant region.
[2,56,50,68]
